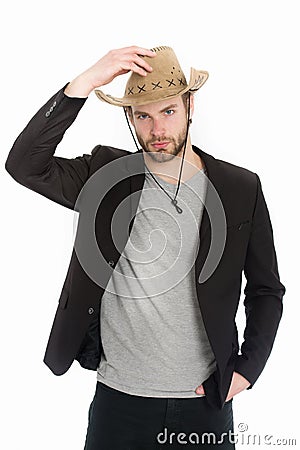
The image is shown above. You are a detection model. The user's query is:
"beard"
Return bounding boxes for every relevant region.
[135,128,187,163]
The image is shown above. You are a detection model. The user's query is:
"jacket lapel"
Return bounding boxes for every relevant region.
[192,146,226,241]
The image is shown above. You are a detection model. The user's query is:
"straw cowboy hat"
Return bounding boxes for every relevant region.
[94,46,209,107]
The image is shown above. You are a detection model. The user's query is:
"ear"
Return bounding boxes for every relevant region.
[189,93,195,119]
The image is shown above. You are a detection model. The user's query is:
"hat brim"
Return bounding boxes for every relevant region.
[94,68,209,107]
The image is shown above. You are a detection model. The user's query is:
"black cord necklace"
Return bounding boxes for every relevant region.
[144,165,183,214]
[123,93,191,214]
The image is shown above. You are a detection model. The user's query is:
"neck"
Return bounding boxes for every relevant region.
[142,136,204,184]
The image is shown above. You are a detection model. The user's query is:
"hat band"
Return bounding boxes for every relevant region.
[123,84,189,103]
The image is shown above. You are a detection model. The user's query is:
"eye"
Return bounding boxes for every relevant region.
[137,114,149,120]
[165,109,175,116]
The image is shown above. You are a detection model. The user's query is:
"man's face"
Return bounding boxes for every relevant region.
[129,94,193,163]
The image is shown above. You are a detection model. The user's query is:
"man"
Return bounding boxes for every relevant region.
[5,46,286,449]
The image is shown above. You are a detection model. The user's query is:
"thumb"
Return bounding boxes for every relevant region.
[195,384,205,395]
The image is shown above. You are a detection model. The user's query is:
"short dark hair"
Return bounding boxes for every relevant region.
[182,91,192,112]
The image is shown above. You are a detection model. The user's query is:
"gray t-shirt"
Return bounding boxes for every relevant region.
[97,165,217,397]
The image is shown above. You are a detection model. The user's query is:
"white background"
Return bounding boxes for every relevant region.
[1,1,298,449]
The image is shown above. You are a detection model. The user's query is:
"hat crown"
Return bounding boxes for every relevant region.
[124,46,187,100]
[94,45,209,107]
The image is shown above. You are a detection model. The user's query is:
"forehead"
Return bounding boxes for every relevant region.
[131,94,184,114]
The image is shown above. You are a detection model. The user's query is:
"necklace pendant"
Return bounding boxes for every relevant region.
[171,198,183,214]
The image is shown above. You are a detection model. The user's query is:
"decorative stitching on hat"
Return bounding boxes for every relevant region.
[150,46,171,52]
[190,74,206,90]
[166,79,176,87]
[128,87,134,95]
[152,81,163,90]
[137,84,146,93]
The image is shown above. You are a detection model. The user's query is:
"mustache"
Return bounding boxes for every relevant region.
[147,137,174,144]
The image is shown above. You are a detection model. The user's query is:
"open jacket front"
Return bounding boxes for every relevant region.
[5,85,286,409]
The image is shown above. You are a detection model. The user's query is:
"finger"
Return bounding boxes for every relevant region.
[127,62,151,77]
[129,46,157,58]
[195,385,205,395]
[131,54,154,73]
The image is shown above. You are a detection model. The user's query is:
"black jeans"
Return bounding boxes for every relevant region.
[83,381,235,449]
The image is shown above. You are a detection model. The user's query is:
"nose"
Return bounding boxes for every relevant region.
[151,118,165,137]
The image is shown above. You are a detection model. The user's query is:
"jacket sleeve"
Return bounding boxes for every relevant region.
[234,174,286,388]
[5,84,95,210]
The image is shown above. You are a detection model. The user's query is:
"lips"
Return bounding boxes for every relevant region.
[151,142,170,149]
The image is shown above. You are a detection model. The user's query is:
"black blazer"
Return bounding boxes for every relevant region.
[5,85,286,409]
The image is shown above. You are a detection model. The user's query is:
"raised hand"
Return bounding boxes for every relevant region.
[64,46,156,98]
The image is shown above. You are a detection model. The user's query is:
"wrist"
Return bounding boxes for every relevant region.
[64,73,95,98]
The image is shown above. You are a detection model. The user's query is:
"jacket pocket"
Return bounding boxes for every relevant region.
[227,219,251,231]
